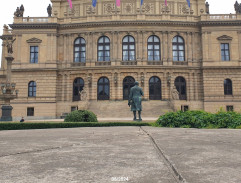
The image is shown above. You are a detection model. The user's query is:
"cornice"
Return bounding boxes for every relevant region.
[9,23,59,29]
[60,20,198,29]
[199,20,241,26]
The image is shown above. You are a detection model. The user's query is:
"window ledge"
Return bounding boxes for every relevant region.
[121,61,137,65]
[71,62,86,67]
[95,61,111,66]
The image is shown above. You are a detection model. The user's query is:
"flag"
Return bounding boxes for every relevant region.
[165,0,167,6]
[92,0,97,7]
[141,0,144,6]
[67,0,72,9]
[116,0,121,7]
[186,0,190,7]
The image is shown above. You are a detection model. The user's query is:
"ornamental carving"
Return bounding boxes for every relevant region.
[140,3,154,14]
[66,5,80,17]
[178,3,193,15]
[217,35,233,41]
[86,5,96,15]
[160,2,174,14]
[103,3,120,15]
[123,3,135,14]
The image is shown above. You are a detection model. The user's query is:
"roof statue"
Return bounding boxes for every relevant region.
[234,1,241,14]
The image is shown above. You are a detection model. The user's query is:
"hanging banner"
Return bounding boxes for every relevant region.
[165,0,167,6]
[186,0,190,7]
[92,0,97,7]
[67,0,72,9]
[141,0,144,6]
[116,0,121,7]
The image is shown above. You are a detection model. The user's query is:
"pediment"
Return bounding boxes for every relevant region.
[26,37,42,43]
[217,35,233,41]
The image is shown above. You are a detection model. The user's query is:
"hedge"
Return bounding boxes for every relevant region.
[0,122,152,131]
[156,110,241,128]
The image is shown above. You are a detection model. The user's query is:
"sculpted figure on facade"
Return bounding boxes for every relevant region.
[171,86,179,100]
[80,87,88,101]
[14,5,24,17]
[6,38,16,54]
[47,4,52,17]
[234,1,241,14]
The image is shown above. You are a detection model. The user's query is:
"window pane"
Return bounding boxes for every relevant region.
[173,37,177,42]
[106,51,110,56]
[81,52,85,58]
[129,45,135,50]
[81,38,85,44]
[173,51,178,57]
[154,51,159,56]
[154,36,159,42]
[148,45,153,49]
[35,47,38,52]
[98,57,103,61]
[148,37,152,42]
[179,51,184,57]
[105,45,110,50]
[154,55,160,60]
[178,45,184,50]
[99,37,104,43]
[154,45,159,49]
[75,47,80,51]
[221,44,225,49]
[123,45,128,50]
[81,46,85,51]
[173,45,177,50]
[148,55,153,60]
[129,37,134,42]
[148,51,153,56]
[123,37,128,42]
[75,38,80,44]
[178,37,184,43]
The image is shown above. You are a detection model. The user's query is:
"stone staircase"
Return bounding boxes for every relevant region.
[88,100,173,118]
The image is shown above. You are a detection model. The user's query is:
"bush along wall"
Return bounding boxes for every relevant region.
[64,110,98,122]
[156,110,241,129]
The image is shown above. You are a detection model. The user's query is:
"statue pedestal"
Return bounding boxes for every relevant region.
[1,105,13,121]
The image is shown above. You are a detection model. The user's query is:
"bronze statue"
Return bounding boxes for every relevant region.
[47,4,52,17]
[128,81,144,121]
[14,5,24,17]
[6,38,16,54]
[205,2,209,14]
[235,1,241,14]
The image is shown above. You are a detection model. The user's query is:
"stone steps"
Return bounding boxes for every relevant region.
[88,100,173,118]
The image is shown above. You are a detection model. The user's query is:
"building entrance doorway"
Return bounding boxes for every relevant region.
[123,76,135,100]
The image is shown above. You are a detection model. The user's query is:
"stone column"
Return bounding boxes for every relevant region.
[238,31,241,61]
[167,32,172,64]
[207,32,212,61]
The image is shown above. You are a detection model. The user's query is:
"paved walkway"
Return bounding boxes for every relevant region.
[0,127,241,183]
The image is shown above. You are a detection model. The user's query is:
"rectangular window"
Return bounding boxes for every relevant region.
[71,106,78,112]
[181,105,189,112]
[30,46,38,63]
[27,107,34,116]
[221,43,230,61]
[226,105,233,112]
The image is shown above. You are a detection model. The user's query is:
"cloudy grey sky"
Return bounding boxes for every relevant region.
[0,0,237,63]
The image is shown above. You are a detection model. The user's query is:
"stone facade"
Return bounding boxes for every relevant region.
[0,0,241,120]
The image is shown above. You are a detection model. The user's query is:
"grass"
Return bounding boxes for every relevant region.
[0,121,154,131]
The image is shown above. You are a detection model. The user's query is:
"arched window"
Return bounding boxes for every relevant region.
[224,79,232,95]
[98,36,110,61]
[123,76,135,100]
[149,76,162,100]
[97,77,110,100]
[174,76,187,100]
[148,36,160,61]
[73,78,84,101]
[28,81,36,97]
[172,36,185,61]
[122,35,135,61]
[74,37,86,63]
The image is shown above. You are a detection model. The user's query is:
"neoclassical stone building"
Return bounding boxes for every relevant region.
[1,0,241,120]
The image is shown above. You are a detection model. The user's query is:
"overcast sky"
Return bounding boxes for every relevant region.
[0,0,238,63]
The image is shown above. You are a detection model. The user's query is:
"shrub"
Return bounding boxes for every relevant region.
[64,110,98,122]
[156,110,214,128]
[156,110,241,128]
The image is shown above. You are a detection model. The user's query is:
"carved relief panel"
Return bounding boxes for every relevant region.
[65,5,80,17]
[85,4,97,15]
[103,2,120,15]
[141,3,155,14]
[178,3,194,15]
[122,1,136,14]
[160,2,174,14]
